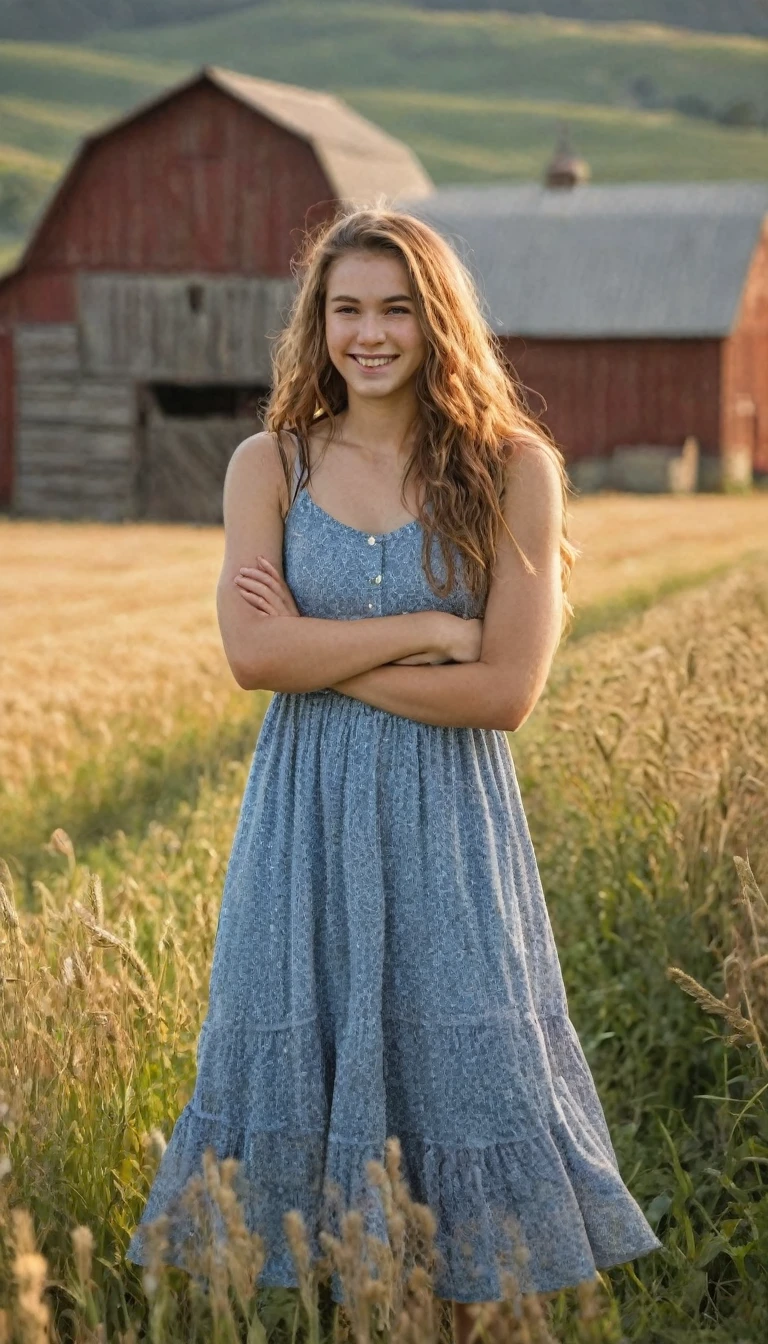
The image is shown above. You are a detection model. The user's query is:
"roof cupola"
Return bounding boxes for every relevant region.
[544,125,590,190]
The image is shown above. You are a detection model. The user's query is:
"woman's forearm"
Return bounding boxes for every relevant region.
[331,661,522,731]
[220,599,447,693]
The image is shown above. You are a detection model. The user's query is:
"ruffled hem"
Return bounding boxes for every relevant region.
[125,1103,660,1303]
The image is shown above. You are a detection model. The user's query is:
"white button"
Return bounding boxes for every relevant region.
[367,535,376,546]
[368,602,374,609]
[374,574,382,585]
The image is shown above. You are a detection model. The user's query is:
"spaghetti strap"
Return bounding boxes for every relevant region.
[278,429,303,513]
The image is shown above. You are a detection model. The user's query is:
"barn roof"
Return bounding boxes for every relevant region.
[405,182,768,339]
[204,67,432,205]
[0,65,432,291]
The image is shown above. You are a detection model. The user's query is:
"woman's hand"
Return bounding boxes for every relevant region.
[234,556,300,616]
[232,566,482,667]
[391,614,484,665]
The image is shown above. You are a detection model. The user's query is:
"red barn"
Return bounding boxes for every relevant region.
[0,65,431,520]
[411,179,768,490]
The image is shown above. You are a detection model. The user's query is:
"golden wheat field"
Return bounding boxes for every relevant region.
[2,493,767,800]
[1,498,768,1343]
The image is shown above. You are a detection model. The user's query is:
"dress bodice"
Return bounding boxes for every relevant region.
[282,478,485,624]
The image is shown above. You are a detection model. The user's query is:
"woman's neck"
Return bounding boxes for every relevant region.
[338,385,419,462]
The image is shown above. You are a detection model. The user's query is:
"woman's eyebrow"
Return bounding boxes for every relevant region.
[329,293,413,303]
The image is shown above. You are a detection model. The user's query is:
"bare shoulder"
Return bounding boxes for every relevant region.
[225,428,299,519]
[502,436,564,546]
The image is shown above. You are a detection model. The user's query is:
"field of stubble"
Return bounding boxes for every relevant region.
[1,495,767,1342]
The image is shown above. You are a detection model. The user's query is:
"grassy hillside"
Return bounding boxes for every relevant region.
[0,0,258,42]
[0,4,766,256]
[415,0,768,39]
[350,87,768,183]
[88,5,768,112]
[2,0,768,42]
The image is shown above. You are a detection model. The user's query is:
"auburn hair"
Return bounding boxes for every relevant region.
[265,206,578,634]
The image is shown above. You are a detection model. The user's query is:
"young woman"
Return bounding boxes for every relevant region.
[127,208,660,1339]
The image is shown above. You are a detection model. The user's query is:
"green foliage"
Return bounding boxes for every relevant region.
[0,168,48,230]
[1,564,768,1338]
[0,2,765,253]
[2,0,768,44]
[415,1,768,41]
[0,1,262,43]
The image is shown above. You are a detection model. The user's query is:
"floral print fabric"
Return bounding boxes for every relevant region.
[126,464,660,1302]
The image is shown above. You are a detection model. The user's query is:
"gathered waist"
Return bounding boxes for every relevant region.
[265,687,509,745]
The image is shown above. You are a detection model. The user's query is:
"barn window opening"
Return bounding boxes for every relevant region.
[187,282,205,314]
[149,383,268,418]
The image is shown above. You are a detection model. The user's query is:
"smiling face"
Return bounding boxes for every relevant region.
[324,250,427,401]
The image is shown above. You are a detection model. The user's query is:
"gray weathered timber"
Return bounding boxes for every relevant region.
[14,324,80,377]
[78,273,296,382]
[17,377,134,428]
[141,414,258,523]
[14,426,136,519]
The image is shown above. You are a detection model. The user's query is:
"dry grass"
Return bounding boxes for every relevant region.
[2,494,767,799]
[517,559,768,888]
[566,490,768,608]
[0,520,238,796]
[1,552,767,1339]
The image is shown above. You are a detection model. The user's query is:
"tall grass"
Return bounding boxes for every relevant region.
[1,559,767,1338]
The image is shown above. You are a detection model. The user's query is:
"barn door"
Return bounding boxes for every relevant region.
[138,383,266,523]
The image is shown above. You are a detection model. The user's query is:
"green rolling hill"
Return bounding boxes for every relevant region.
[0,2,766,270]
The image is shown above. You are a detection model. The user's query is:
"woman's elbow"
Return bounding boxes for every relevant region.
[500,691,538,734]
[229,651,299,694]
[224,641,271,691]
[228,653,258,690]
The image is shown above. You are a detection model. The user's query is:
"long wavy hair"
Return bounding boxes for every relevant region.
[266,206,578,634]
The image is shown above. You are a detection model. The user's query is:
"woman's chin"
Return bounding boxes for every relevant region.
[346,373,415,400]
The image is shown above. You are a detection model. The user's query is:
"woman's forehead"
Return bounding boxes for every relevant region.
[326,250,411,298]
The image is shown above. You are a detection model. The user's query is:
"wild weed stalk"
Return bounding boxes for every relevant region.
[1,563,767,1338]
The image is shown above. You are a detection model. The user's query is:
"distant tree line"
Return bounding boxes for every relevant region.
[1,0,768,41]
[0,0,262,41]
[627,74,768,130]
[0,173,50,234]
[416,0,768,39]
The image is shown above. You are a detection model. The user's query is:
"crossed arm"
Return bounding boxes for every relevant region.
[216,432,565,733]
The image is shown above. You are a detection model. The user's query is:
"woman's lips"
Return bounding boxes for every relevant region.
[349,354,399,369]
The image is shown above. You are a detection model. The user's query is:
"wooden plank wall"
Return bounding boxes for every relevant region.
[0,327,14,506]
[78,273,296,383]
[13,323,136,519]
[505,336,722,463]
[142,413,260,523]
[722,225,768,477]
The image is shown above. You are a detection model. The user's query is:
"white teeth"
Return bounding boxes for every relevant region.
[354,356,396,367]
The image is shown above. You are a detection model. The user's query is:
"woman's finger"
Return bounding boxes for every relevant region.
[240,566,283,594]
[234,578,281,612]
[237,591,272,613]
[255,556,282,577]
[235,575,277,598]
[251,559,301,616]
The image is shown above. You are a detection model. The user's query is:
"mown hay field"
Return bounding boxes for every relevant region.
[1,497,768,1341]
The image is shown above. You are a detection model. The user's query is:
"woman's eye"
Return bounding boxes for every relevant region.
[388,306,410,315]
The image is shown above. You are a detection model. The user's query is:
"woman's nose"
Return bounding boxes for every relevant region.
[356,314,386,345]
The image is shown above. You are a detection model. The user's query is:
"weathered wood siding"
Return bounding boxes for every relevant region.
[13,322,136,519]
[0,328,13,503]
[141,413,260,523]
[505,336,723,463]
[14,323,80,376]
[722,222,768,476]
[17,84,336,279]
[78,273,295,382]
[0,79,337,505]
